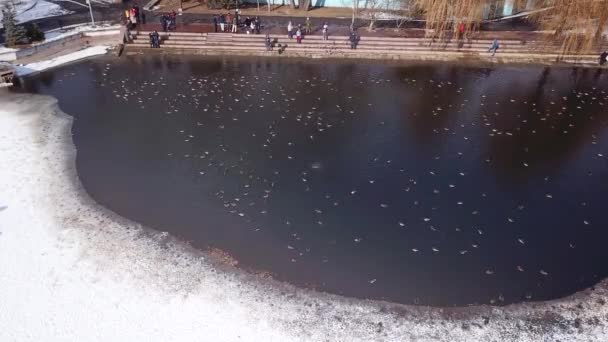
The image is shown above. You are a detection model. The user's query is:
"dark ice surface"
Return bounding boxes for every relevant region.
[15,55,608,306]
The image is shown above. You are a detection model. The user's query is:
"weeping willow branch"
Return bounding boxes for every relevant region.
[414,0,487,42]
[532,0,608,55]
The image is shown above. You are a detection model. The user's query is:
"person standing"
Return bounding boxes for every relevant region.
[160,14,167,32]
[265,33,272,51]
[287,21,293,39]
[322,23,328,41]
[219,14,225,32]
[213,15,218,33]
[232,15,238,33]
[129,8,137,28]
[133,6,140,23]
[296,27,302,44]
[600,51,608,66]
[226,13,232,32]
[349,30,359,49]
[250,20,255,35]
[255,17,261,34]
[488,39,499,56]
[305,17,312,34]
[153,31,160,48]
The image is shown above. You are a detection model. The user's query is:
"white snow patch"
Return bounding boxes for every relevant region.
[0,91,607,342]
[14,45,109,76]
[0,0,72,28]
[42,23,121,42]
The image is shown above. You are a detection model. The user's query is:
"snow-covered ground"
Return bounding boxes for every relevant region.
[13,45,109,75]
[1,89,608,341]
[0,0,72,28]
[42,22,120,42]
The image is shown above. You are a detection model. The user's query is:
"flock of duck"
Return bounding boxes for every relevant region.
[88,60,608,305]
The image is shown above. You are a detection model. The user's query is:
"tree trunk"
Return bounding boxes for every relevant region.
[289,0,296,9]
[257,0,260,10]
[302,0,311,11]
[351,0,358,30]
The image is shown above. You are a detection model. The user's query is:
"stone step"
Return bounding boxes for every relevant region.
[134,36,207,42]
[129,40,546,54]
[218,39,533,50]
[137,31,206,37]
[196,32,529,44]
[157,40,539,53]
[204,35,347,43]
[133,44,543,55]
[134,35,547,51]
[198,35,549,48]
[126,44,601,62]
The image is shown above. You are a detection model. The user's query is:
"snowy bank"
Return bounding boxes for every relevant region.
[0,0,71,28]
[42,23,121,42]
[1,91,608,341]
[14,45,110,76]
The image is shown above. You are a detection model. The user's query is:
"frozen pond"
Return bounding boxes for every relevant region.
[16,55,608,306]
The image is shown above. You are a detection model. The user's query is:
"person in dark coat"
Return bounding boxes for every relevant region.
[161,15,167,32]
[600,51,608,66]
[134,6,140,23]
[213,15,218,33]
[265,33,272,51]
[149,31,155,48]
[168,11,177,31]
[349,30,359,49]
[153,31,160,48]
[255,17,261,34]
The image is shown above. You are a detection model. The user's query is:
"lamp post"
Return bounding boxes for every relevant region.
[60,0,97,27]
[86,0,95,26]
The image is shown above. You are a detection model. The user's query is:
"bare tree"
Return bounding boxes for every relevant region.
[414,0,487,41]
[351,0,359,29]
[367,0,382,31]
[531,0,608,55]
[289,0,296,9]
[301,0,312,11]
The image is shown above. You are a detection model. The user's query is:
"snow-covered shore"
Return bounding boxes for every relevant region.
[14,45,110,76]
[0,0,71,28]
[1,91,608,341]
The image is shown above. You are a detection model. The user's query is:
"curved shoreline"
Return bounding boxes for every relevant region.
[1,91,607,341]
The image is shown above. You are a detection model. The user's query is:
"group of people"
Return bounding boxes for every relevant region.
[213,12,261,34]
[285,19,329,43]
[160,11,177,32]
[124,7,141,29]
[148,31,161,48]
